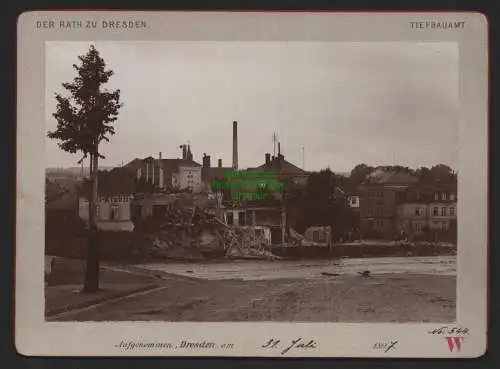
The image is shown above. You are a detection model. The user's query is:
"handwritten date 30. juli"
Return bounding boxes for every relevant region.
[262,338,318,355]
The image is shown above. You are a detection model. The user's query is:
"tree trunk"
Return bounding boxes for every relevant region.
[83,150,100,292]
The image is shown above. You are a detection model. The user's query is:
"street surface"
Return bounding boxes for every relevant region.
[49,256,456,322]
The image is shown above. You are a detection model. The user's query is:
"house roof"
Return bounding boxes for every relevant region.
[335,178,361,195]
[417,178,457,192]
[364,170,419,186]
[46,186,79,211]
[250,157,307,176]
[80,167,137,198]
[202,166,234,182]
[124,158,202,177]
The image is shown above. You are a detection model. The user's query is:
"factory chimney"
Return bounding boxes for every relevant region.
[158,152,164,188]
[202,153,211,168]
[265,153,271,165]
[181,144,187,160]
[232,121,238,170]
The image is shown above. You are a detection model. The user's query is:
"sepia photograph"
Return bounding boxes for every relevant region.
[16,11,487,357]
[44,41,458,323]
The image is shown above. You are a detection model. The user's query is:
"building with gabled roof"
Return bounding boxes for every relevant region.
[123,144,203,193]
[77,167,137,232]
[396,178,457,238]
[359,170,420,237]
[248,150,309,186]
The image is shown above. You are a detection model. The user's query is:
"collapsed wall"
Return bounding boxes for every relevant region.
[143,196,279,260]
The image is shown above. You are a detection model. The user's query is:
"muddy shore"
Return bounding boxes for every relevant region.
[50,271,455,322]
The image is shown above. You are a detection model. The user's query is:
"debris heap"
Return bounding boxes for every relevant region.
[289,228,323,247]
[144,197,279,260]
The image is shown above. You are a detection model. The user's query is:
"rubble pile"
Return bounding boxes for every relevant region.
[142,201,279,260]
[219,226,280,260]
[289,228,323,247]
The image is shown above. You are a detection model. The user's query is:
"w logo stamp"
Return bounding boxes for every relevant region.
[445,337,464,352]
[428,326,469,353]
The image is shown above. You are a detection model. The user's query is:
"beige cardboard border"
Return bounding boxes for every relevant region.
[16,11,488,358]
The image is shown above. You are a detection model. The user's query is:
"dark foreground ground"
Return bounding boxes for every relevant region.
[46,259,455,322]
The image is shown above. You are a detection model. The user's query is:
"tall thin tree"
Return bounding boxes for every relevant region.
[48,45,122,292]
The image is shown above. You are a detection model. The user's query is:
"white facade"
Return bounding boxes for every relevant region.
[78,196,134,232]
[178,165,203,192]
[347,195,360,208]
[397,202,457,233]
[428,202,457,230]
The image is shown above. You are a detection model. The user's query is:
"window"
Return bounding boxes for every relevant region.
[110,204,120,220]
[226,212,234,225]
[450,193,456,201]
[415,207,422,216]
[239,212,246,226]
[441,207,447,216]
[449,207,455,216]
[441,192,448,200]
[313,231,320,242]
[433,207,438,216]
[434,192,439,200]
[415,223,423,233]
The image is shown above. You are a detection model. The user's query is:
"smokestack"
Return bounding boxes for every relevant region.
[278,142,281,155]
[181,144,187,160]
[152,157,155,185]
[232,121,238,170]
[218,159,222,168]
[159,152,164,188]
[265,153,271,165]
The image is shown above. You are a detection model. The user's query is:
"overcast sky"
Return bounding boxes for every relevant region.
[45,41,458,173]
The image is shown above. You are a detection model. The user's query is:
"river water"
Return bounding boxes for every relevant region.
[136,255,456,281]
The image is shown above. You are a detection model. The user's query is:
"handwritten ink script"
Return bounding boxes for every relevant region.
[373,340,398,353]
[35,19,149,30]
[428,326,469,353]
[428,326,470,336]
[261,338,318,355]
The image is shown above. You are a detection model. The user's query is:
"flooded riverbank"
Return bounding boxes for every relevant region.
[48,255,456,322]
[136,255,456,281]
